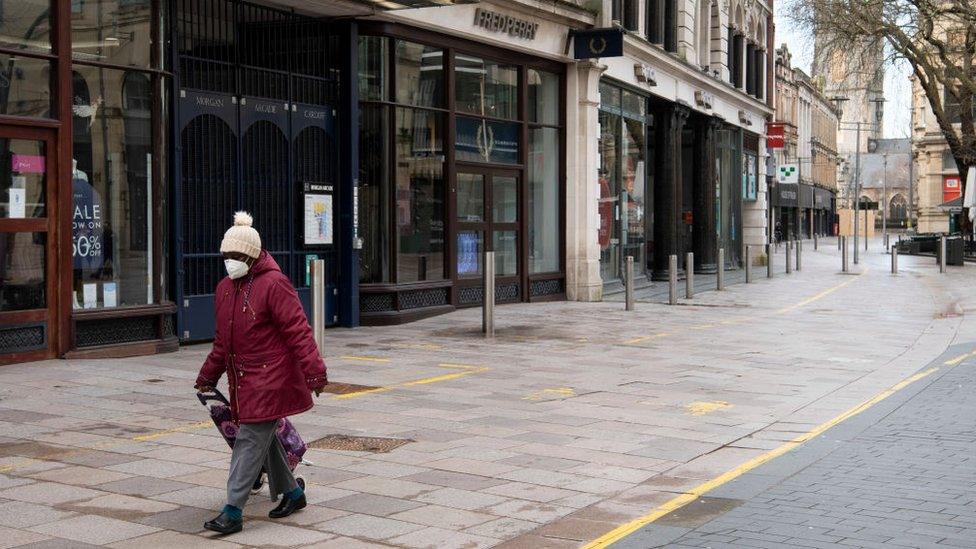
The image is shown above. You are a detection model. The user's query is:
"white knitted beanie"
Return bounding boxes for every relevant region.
[220,211,262,258]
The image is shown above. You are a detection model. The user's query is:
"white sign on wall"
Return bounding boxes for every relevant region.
[777,164,799,184]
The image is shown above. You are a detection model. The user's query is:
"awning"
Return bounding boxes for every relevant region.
[940,195,963,212]
[799,183,814,209]
[776,183,798,208]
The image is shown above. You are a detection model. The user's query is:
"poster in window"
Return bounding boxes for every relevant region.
[303,184,333,246]
[72,172,105,270]
[457,232,480,276]
[743,154,758,202]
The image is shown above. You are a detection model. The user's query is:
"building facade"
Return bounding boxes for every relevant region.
[0,0,774,364]
[572,0,774,300]
[912,75,969,234]
[771,45,839,241]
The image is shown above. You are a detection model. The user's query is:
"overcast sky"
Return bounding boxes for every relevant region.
[772,12,913,139]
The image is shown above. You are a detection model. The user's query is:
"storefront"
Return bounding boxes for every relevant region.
[356,22,566,324]
[775,182,799,241]
[812,187,835,236]
[1,0,173,364]
[799,183,814,238]
[597,77,748,283]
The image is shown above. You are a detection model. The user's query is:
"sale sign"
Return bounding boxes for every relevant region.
[11,154,45,174]
[73,178,105,270]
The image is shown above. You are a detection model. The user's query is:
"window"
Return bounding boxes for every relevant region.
[359,105,391,284]
[0,55,52,118]
[71,0,155,69]
[528,70,561,274]
[455,55,518,120]
[395,40,443,108]
[395,108,445,282]
[0,0,52,54]
[71,66,155,308]
[358,36,388,102]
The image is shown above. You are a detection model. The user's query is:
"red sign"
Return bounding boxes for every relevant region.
[766,122,785,149]
[11,154,45,173]
[944,175,962,203]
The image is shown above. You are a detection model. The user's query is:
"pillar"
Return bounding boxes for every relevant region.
[693,117,720,273]
[732,33,744,89]
[653,104,690,279]
[566,61,606,301]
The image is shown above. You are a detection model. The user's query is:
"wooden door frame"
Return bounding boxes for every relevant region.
[0,125,60,364]
[451,163,523,305]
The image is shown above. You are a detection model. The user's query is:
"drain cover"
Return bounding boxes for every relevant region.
[319,382,381,395]
[308,434,412,453]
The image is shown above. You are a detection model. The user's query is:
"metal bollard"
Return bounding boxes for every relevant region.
[842,236,849,272]
[891,246,898,274]
[766,244,774,278]
[717,248,725,290]
[745,246,752,283]
[795,240,802,271]
[685,252,694,299]
[786,241,793,274]
[483,251,495,337]
[668,254,678,305]
[814,233,818,250]
[940,236,946,273]
[838,234,842,250]
[625,255,635,311]
[310,259,326,356]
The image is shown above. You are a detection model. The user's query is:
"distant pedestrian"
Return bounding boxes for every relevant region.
[195,212,327,535]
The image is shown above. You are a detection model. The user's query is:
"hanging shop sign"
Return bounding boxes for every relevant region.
[766,122,785,149]
[303,182,334,246]
[573,28,624,59]
[943,175,962,203]
[776,163,799,184]
[473,8,539,40]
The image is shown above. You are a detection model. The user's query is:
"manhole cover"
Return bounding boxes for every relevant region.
[320,382,381,395]
[307,434,412,453]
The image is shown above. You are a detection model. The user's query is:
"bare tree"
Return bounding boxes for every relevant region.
[787,0,975,228]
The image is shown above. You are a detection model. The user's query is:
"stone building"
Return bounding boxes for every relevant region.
[771,45,840,240]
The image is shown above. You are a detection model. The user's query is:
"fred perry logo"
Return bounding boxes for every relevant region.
[589,37,607,55]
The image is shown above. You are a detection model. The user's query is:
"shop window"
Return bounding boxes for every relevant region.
[454,55,517,120]
[455,117,520,164]
[528,69,559,125]
[0,0,51,54]
[71,65,155,308]
[358,36,388,102]
[0,232,46,312]
[71,0,154,69]
[358,105,391,283]
[528,127,559,274]
[395,41,443,108]
[0,139,46,219]
[395,107,445,283]
[0,55,53,118]
[123,72,151,251]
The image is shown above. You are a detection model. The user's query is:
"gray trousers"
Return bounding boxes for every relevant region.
[227,421,298,509]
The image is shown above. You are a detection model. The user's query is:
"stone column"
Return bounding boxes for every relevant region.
[566,60,606,301]
[653,104,691,279]
[693,117,720,273]
[732,32,744,89]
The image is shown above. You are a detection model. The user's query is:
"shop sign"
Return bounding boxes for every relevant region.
[11,154,45,173]
[778,183,798,207]
[72,177,104,270]
[944,175,962,203]
[303,182,333,246]
[766,122,785,149]
[776,163,799,184]
[573,28,624,59]
[473,8,539,40]
[457,233,480,275]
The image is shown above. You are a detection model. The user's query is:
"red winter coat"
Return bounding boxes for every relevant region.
[196,251,327,424]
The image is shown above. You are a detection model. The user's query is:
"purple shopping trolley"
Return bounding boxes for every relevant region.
[197,389,308,488]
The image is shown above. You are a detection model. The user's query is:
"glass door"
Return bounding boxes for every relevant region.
[0,127,57,363]
[454,168,520,304]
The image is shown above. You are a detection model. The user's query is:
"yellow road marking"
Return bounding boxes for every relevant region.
[339,355,391,363]
[623,333,670,345]
[685,400,731,416]
[583,365,939,548]
[523,387,576,401]
[132,420,214,442]
[944,350,976,366]
[776,268,868,314]
[389,343,444,351]
[333,363,488,399]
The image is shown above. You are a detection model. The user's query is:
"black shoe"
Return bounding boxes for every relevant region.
[269,486,307,519]
[204,512,243,535]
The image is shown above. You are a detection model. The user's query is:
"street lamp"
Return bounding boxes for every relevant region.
[846,96,886,264]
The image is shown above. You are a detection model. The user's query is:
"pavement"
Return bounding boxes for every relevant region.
[0,236,973,548]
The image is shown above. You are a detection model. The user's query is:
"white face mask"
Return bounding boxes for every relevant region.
[224,259,250,280]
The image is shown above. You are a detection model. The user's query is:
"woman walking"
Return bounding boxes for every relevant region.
[195,212,328,534]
